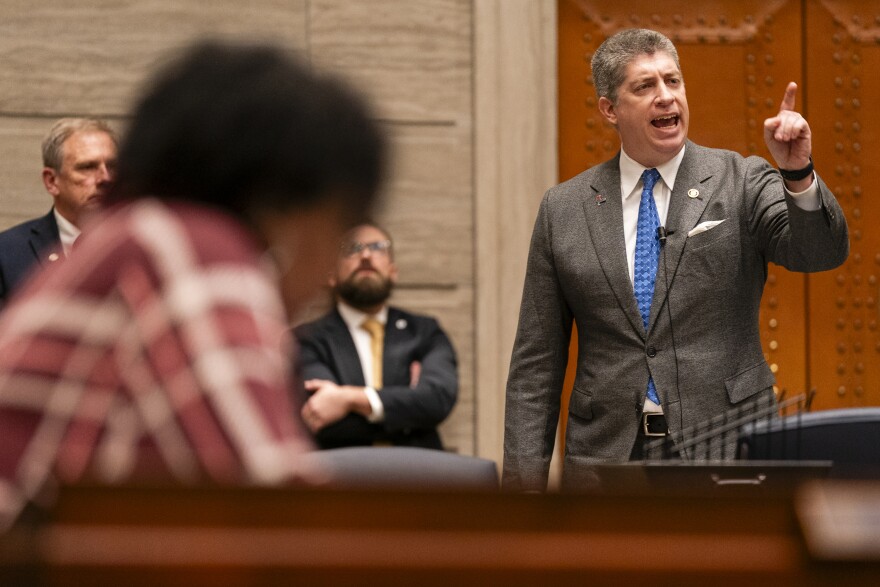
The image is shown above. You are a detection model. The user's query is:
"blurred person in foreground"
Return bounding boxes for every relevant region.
[0,40,386,530]
[296,223,458,449]
[0,118,117,307]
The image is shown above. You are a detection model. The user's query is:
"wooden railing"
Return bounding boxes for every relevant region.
[2,476,879,586]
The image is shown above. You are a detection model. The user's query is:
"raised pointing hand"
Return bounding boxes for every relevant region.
[763,81,812,173]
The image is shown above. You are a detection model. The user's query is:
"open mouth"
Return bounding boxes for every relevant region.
[651,114,679,129]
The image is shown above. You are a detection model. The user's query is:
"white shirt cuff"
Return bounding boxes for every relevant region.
[785,172,820,211]
[363,386,385,423]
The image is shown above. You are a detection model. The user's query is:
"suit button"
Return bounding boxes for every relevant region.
[646,346,657,358]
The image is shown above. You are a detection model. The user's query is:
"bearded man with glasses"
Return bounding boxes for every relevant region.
[294,223,458,450]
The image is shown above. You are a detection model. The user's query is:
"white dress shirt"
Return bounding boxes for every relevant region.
[53,209,81,257]
[619,147,683,285]
[337,301,387,422]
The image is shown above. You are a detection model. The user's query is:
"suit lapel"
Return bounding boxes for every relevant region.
[28,210,61,266]
[328,310,367,385]
[383,308,409,385]
[648,142,714,332]
[582,157,645,337]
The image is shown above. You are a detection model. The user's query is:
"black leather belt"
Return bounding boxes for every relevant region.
[641,412,669,437]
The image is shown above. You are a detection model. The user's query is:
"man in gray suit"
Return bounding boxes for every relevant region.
[502,29,848,492]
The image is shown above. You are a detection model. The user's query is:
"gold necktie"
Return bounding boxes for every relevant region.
[361,317,384,389]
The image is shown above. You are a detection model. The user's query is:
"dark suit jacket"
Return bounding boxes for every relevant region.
[295,306,458,449]
[503,142,849,492]
[0,210,61,307]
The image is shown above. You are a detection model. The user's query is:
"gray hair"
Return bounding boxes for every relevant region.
[42,118,117,170]
[591,29,681,105]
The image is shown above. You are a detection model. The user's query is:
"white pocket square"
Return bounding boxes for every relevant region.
[687,219,726,237]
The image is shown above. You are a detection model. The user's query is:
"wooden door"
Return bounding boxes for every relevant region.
[805,0,880,409]
[558,0,878,418]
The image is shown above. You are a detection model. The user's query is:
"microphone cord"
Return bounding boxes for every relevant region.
[657,227,682,459]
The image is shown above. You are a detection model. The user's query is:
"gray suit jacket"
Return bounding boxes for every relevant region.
[502,142,849,492]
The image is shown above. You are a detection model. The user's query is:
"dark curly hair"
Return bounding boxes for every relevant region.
[107,40,386,228]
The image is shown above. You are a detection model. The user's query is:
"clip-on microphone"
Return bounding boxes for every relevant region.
[656,226,674,245]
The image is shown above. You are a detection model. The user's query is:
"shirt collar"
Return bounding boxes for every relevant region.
[619,144,687,200]
[337,301,388,330]
[53,208,81,256]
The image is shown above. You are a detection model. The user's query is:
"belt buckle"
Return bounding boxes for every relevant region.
[641,412,668,437]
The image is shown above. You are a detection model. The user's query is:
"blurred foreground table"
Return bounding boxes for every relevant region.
[2,474,879,586]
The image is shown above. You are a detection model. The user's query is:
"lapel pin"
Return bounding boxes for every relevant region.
[595,194,607,205]
[396,319,407,330]
[687,188,700,199]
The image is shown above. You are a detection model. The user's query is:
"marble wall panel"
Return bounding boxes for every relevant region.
[0,119,57,228]
[0,0,307,116]
[308,0,471,124]
[377,123,473,287]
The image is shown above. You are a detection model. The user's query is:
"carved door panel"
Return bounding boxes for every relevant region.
[806,0,880,409]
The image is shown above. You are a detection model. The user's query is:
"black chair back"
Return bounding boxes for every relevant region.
[738,407,880,476]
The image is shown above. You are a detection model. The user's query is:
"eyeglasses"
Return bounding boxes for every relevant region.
[341,240,392,257]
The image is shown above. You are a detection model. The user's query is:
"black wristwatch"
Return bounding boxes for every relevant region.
[778,156,813,181]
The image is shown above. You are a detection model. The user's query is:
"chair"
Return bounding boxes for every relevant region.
[302,446,499,491]
[737,407,880,476]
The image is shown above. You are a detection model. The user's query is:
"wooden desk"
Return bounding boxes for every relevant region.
[2,481,879,586]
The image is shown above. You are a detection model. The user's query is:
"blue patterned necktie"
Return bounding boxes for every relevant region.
[633,168,662,405]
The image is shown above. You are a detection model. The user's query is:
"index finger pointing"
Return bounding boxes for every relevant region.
[779,81,797,112]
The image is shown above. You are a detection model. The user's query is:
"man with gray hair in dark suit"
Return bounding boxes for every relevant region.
[0,118,117,307]
[503,28,848,492]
